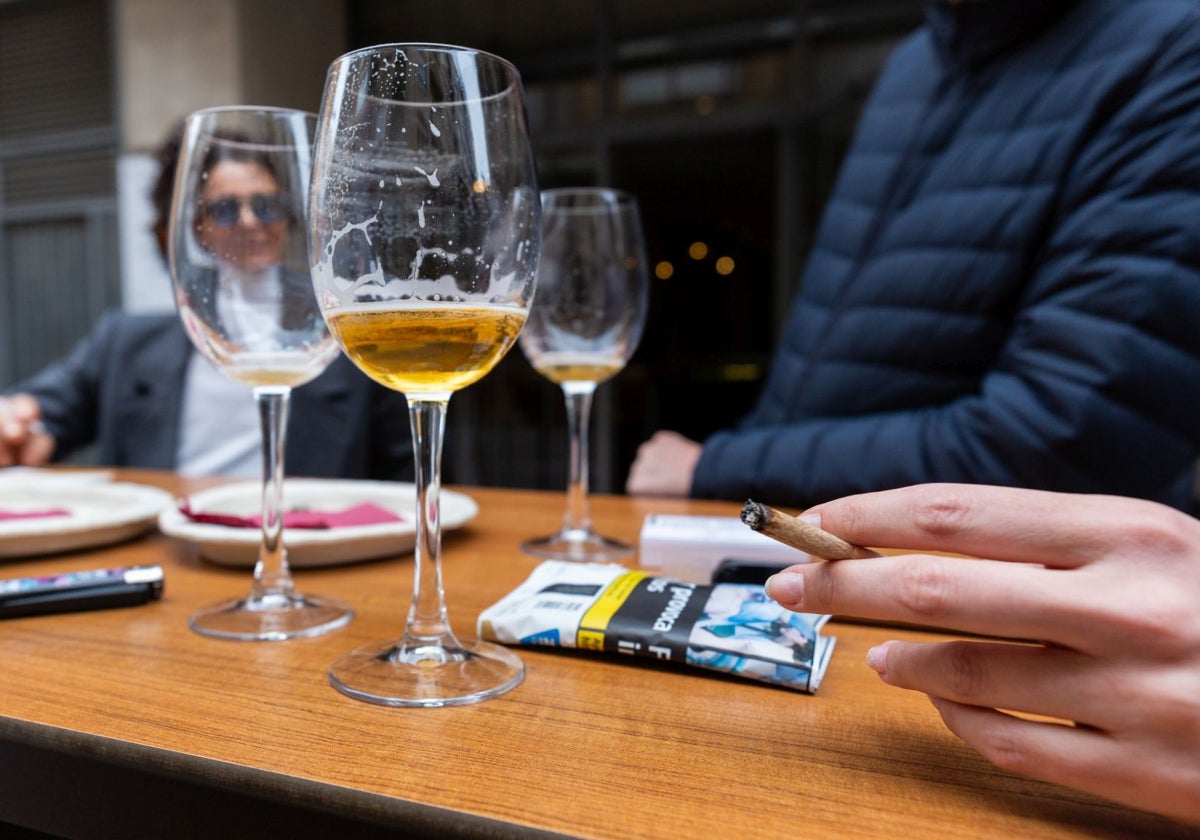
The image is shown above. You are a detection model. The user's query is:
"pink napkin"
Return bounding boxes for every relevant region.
[178,501,403,529]
[0,508,71,521]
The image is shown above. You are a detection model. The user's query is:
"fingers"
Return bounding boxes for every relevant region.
[0,394,52,467]
[0,396,24,439]
[805,484,1193,569]
[929,698,1200,826]
[19,428,55,466]
[775,484,1200,649]
[2,393,41,423]
[625,431,700,496]
[930,698,1103,788]
[866,639,1118,728]
[766,553,1102,644]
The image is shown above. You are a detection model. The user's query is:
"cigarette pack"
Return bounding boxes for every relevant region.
[478,560,835,693]
[638,514,812,583]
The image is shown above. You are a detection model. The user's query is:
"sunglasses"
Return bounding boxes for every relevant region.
[201,193,286,227]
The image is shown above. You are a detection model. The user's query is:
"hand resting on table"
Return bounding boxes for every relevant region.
[625,430,702,497]
[764,483,1200,826]
[0,393,54,467]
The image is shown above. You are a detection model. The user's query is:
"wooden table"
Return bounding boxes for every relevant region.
[0,470,1193,840]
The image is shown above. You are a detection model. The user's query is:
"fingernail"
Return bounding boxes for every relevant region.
[764,572,804,607]
[866,643,892,677]
[800,512,821,528]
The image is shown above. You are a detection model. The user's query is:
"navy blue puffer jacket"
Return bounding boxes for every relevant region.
[692,0,1200,512]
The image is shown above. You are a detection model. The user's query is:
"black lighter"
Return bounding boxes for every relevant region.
[0,565,164,619]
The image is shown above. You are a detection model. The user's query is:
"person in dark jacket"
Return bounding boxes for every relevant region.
[0,124,414,481]
[628,0,1200,512]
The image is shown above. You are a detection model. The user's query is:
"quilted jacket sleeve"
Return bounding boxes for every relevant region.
[692,16,1200,511]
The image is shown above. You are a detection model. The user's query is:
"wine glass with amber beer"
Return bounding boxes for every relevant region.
[309,44,540,706]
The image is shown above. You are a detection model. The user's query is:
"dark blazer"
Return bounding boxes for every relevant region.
[693,0,1200,512]
[14,310,414,481]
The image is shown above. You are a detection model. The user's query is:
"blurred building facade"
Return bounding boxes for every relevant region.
[0,0,921,489]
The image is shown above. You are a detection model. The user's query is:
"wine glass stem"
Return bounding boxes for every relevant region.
[406,397,453,642]
[561,382,597,534]
[252,386,296,597]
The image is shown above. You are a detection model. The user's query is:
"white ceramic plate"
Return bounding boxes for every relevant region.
[158,478,478,567]
[0,480,174,558]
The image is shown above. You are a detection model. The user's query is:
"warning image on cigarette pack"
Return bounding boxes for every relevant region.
[686,584,833,692]
[478,560,835,692]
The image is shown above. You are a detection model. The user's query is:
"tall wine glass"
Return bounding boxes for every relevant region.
[309,44,539,706]
[170,106,353,641]
[519,188,648,561]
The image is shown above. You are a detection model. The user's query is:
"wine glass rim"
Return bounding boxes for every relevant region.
[334,41,519,72]
[328,42,522,105]
[189,104,317,120]
[542,187,635,203]
[184,106,317,153]
[541,188,639,214]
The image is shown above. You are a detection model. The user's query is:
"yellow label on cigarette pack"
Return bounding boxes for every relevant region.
[576,571,647,650]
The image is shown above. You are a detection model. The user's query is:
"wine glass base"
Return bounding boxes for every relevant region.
[328,637,524,707]
[520,529,633,562]
[189,592,354,642]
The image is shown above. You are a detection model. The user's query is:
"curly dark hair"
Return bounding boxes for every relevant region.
[148,121,185,262]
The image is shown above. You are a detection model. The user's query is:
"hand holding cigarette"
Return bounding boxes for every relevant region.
[740,499,878,560]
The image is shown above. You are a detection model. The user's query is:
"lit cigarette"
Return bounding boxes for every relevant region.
[740,500,878,561]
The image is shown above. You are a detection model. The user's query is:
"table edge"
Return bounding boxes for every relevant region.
[0,714,575,840]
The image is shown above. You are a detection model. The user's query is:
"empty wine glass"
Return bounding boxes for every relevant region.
[519,188,648,561]
[309,44,540,706]
[170,105,352,640]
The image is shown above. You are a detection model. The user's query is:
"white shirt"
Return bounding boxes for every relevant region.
[174,351,262,478]
[175,266,292,477]
[214,266,285,352]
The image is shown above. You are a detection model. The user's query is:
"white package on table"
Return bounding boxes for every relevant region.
[638,513,812,583]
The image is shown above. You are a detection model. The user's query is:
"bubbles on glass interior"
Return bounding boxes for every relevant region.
[327,220,380,285]
[369,49,411,80]
[414,166,440,187]
[312,49,537,311]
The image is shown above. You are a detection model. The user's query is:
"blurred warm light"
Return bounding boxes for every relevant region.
[471,179,488,194]
[715,256,735,275]
[655,260,674,279]
[688,241,708,260]
[718,362,762,382]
